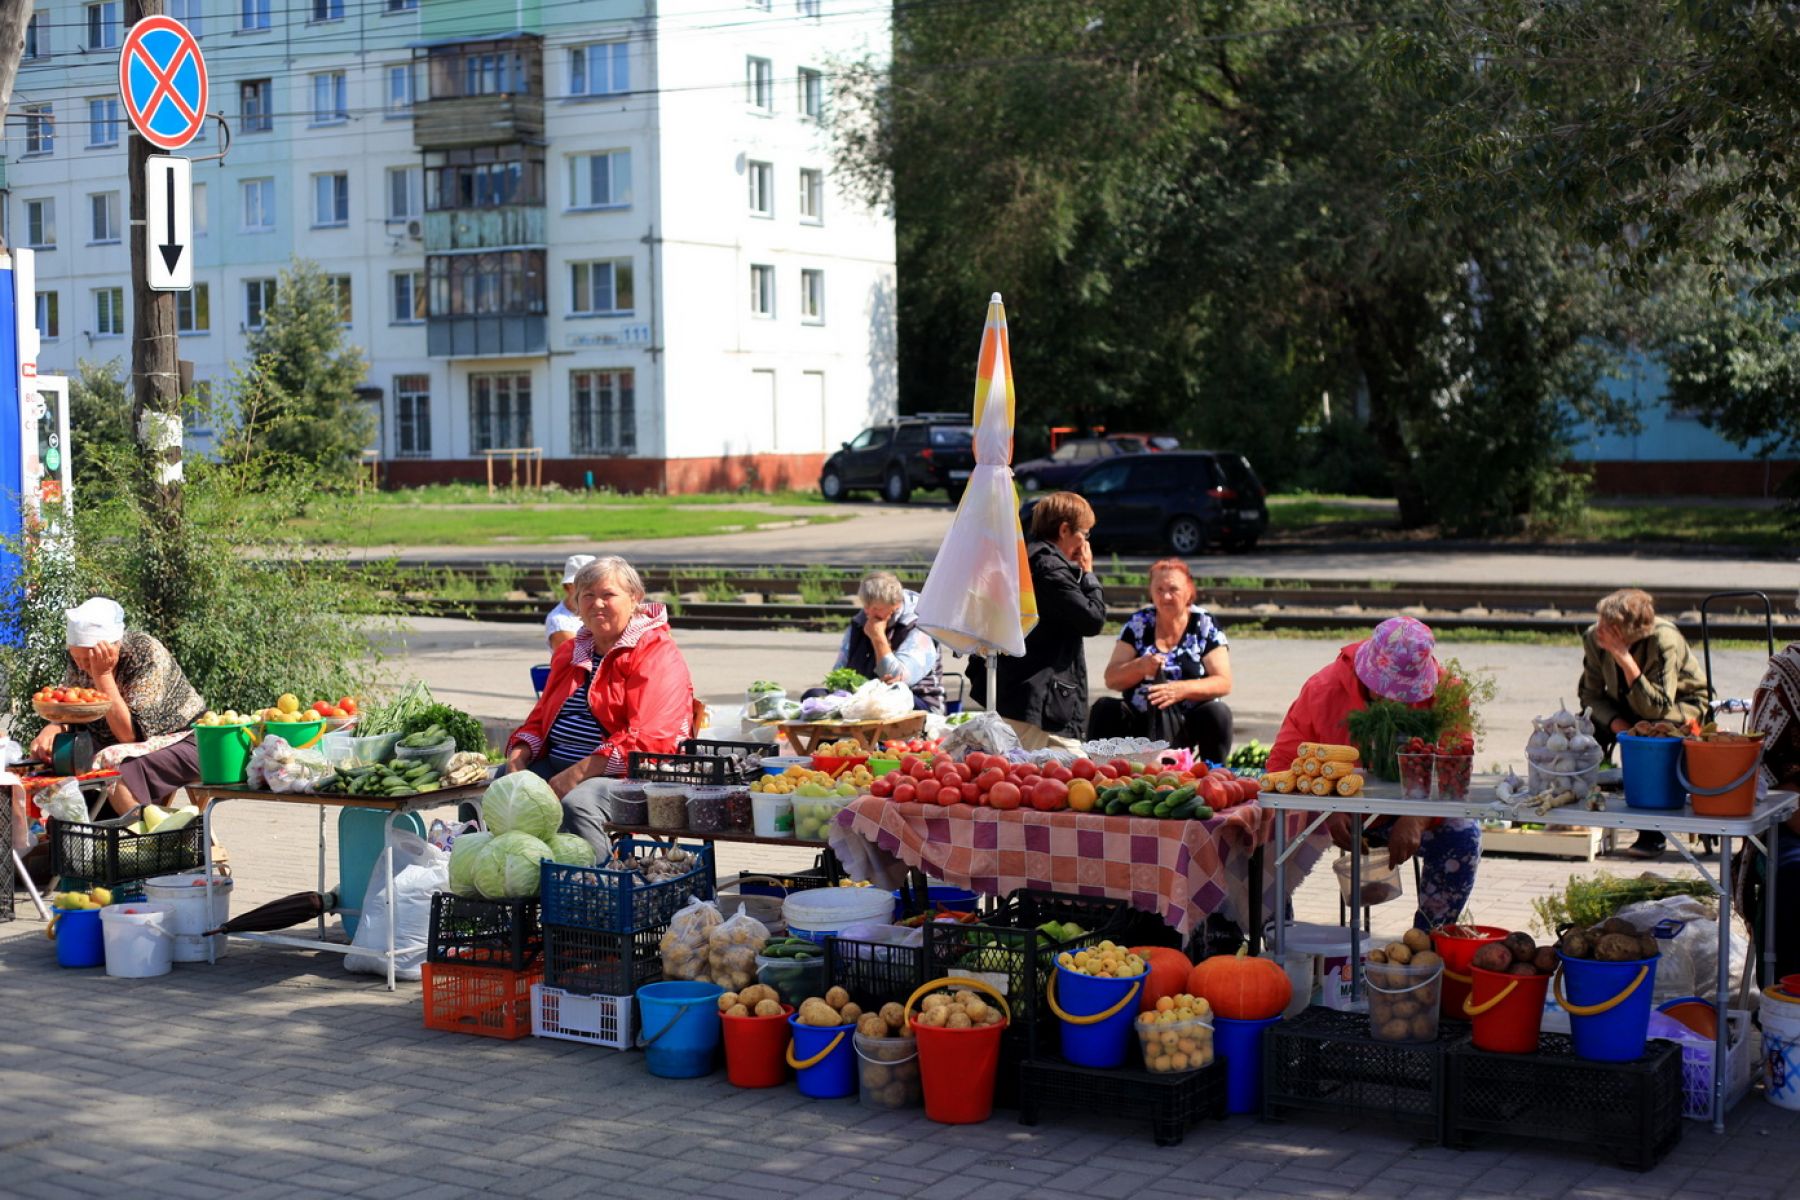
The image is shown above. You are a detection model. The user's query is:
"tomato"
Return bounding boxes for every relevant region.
[907,760,932,780]
[1067,778,1098,812]
[1047,765,1074,784]
[953,761,972,781]
[1240,778,1262,799]
[963,752,987,773]
[1014,762,1041,778]
[975,767,1006,794]
[935,763,960,783]
[1096,764,1120,780]
[987,780,1023,810]
[892,782,917,804]
[869,776,894,798]
[915,778,942,804]
[899,754,921,773]
[958,781,981,804]
[1190,763,1211,779]
[1070,758,1098,781]
[1198,776,1227,807]
[1030,778,1069,811]
[1108,759,1134,777]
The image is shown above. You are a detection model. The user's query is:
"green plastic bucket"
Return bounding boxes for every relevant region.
[194,723,255,786]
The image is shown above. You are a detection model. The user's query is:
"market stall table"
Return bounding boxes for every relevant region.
[1262,774,1795,1133]
[187,783,490,990]
[601,822,844,881]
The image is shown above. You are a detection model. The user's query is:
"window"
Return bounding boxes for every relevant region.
[240,0,270,30]
[748,0,771,9]
[242,178,274,231]
[85,2,119,49]
[386,167,422,221]
[89,192,120,243]
[801,269,824,323]
[93,287,124,336]
[24,199,55,249]
[329,276,353,324]
[24,12,44,59]
[176,284,211,334]
[35,292,58,340]
[468,373,532,453]
[240,79,272,132]
[571,41,629,97]
[192,183,208,237]
[386,64,416,114]
[424,38,539,99]
[571,369,636,454]
[427,250,548,316]
[184,380,213,433]
[570,259,634,315]
[799,168,824,222]
[169,0,201,34]
[312,72,347,123]
[387,0,419,10]
[24,104,52,155]
[747,161,774,217]
[460,50,529,96]
[311,0,343,20]
[425,146,546,210]
[86,97,120,147]
[244,278,276,329]
[798,67,823,118]
[798,0,821,16]
[847,427,887,451]
[746,57,773,111]
[391,271,425,323]
[568,150,631,209]
[750,264,775,317]
[394,375,430,456]
[313,173,349,226]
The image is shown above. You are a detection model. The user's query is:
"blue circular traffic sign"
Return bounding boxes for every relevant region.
[118,16,208,151]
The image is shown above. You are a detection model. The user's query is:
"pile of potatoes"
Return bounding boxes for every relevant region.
[1366,928,1446,1043]
[913,988,1004,1030]
[854,1001,922,1110]
[795,986,864,1028]
[1469,930,1560,977]
[1557,917,1660,963]
[717,983,786,1019]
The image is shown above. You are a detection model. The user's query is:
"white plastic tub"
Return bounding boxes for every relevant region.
[143,872,233,962]
[751,793,793,838]
[782,887,894,944]
[100,901,176,978]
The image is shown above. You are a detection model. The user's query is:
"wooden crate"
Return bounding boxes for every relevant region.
[779,713,927,753]
[1479,826,1606,861]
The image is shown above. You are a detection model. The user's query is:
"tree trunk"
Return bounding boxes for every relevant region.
[0,0,32,251]
[1345,298,1431,528]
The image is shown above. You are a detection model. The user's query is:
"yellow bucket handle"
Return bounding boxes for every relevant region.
[786,1028,847,1070]
[1444,967,1472,984]
[903,975,1013,1028]
[45,914,60,940]
[1461,978,1520,1018]
[1553,964,1649,1016]
[1044,970,1141,1026]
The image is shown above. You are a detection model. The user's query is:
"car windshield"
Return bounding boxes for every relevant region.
[1051,442,1084,462]
[930,426,973,448]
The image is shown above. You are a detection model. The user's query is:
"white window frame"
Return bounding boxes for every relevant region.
[570,368,636,455]
[176,283,211,334]
[746,57,774,112]
[800,269,825,324]
[88,191,121,244]
[569,259,635,316]
[468,373,533,454]
[85,1,119,50]
[748,160,774,217]
[24,11,46,60]
[240,0,271,32]
[310,0,344,22]
[385,64,416,115]
[93,287,124,337]
[571,40,629,97]
[240,79,272,132]
[24,199,55,249]
[313,172,349,227]
[394,374,431,458]
[799,167,824,223]
[798,67,823,119]
[391,271,425,324]
[86,96,119,147]
[24,104,53,155]
[386,166,422,221]
[35,291,58,340]
[568,150,631,210]
[328,275,353,326]
[244,278,276,330]
[169,0,202,34]
[193,182,209,237]
[311,71,348,124]
[799,0,822,17]
[386,0,419,11]
[242,178,275,231]
[750,264,775,318]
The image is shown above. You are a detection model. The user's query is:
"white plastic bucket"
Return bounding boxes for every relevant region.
[751,793,794,839]
[782,886,894,944]
[100,902,176,978]
[1762,987,1800,1111]
[143,872,233,962]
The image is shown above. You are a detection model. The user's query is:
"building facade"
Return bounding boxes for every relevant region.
[9,0,896,491]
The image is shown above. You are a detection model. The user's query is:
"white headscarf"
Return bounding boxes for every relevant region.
[65,597,126,647]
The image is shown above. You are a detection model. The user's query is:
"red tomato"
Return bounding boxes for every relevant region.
[1030,778,1069,811]
[988,780,1023,810]
[869,776,894,798]
[1047,765,1074,784]
[1240,778,1262,799]
[900,754,921,773]
[976,767,1006,793]
[1108,759,1133,776]
[1198,777,1227,808]
[1071,758,1098,781]
[963,752,987,773]
[953,762,973,781]
[892,782,917,804]
[1190,763,1211,779]
[935,763,960,783]
[1097,764,1120,780]
[1014,763,1041,778]
[907,760,932,781]
[958,781,981,804]
[915,778,942,804]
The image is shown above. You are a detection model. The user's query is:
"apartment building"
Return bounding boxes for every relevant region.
[7,0,896,490]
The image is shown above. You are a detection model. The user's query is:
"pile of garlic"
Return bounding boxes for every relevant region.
[1525,702,1603,798]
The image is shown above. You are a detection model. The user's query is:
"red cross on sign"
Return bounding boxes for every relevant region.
[118,16,208,151]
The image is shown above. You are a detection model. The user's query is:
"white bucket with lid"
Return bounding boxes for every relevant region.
[751,793,794,838]
[782,886,894,944]
[100,901,177,978]
[143,872,234,962]
[1763,987,1800,1111]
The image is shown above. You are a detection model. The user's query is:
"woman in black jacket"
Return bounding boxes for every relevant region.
[993,491,1108,749]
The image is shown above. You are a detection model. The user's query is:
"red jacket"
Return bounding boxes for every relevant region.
[1266,641,1443,774]
[508,604,693,775]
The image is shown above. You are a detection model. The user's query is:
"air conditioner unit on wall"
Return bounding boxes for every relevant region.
[406,219,422,239]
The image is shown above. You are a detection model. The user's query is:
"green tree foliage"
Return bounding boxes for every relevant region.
[66,361,134,497]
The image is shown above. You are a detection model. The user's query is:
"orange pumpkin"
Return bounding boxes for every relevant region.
[1186,946,1292,1020]
[1131,945,1193,1013]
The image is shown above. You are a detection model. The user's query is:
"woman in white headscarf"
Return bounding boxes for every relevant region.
[30,598,207,815]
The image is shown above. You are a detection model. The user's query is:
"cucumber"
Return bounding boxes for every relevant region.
[1128,799,1156,817]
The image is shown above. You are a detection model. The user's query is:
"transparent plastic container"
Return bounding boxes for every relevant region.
[394,737,455,774]
[1332,851,1404,907]
[792,794,850,842]
[686,787,729,834]
[1134,1008,1215,1073]
[1433,754,1474,802]
[645,783,689,831]
[1365,961,1444,1043]
[855,1031,922,1109]
[755,951,824,1006]
[1396,752,1435,801]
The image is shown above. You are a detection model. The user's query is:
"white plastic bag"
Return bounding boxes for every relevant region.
[841,679,914,722]
[658,895,722,982]
[35,777,88,823]
[1612,895,1761,1010]
[939,711,1021,759]
[345,831,447,981]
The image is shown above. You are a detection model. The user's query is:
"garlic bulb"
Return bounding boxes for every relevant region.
[1545,732,1570,753]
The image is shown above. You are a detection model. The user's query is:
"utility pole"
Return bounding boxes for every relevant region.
[0,0,30,253]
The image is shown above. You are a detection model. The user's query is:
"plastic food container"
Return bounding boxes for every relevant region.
[756,951,825,1006]
[1365,961,1444,1043]
[645,784,689,831]
[1332,852,1404,907]
[855,1031,922,1109]
[1433,754,1473,801]
[395,738,455,774]
[722,786,754,832]
[604,780,648,826]
[751,793,793,838]
[1396,752,1434,801]
[686,787,728,834]
[782,886,894,944]
[793,794,850,842]
[1134,1009,1215,1073]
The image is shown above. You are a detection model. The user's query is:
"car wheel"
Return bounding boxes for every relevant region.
[1166,515,1206,555]
[884,468,911,504]
[820,470,846,501]
[1020,475,1041,492]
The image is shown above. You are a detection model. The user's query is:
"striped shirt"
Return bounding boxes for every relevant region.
[545,670,607,764]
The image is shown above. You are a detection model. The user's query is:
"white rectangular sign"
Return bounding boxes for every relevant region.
[146,154,193,291]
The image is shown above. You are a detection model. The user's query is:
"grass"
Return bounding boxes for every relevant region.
[1266,495,1396,529]
[282,504,846,547]
[362,483,827,508]
[1576,503,1797,551]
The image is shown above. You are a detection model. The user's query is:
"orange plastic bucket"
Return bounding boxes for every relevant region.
[1462,964,1551,1053]
[721,1003,793,1088]
[905,976,1011,1125]
[1680,736,1764,818]
[1431,925,1508,1020]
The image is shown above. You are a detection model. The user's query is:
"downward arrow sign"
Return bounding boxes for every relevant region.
[158,165,183,273]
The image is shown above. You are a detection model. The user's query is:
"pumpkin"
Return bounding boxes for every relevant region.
[1131,945,1193,1014]
[1185,946,1292,1020]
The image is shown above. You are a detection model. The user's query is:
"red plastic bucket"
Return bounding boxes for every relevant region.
[906,976,1011,1124]
[1463,964,1551,1053]
[1680,736,1764,818]
[721,1003,793,1088]
[1432,925,1508,1020]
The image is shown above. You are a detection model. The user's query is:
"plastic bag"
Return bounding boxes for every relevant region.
[939,711,1021,759]
[36,777,88,823]
[706,903,771,992]
[1611,895,1761,1010]
[345,830,448,980]
[659,895,723,982]
[841,679,914,722]
[5,777,34,852]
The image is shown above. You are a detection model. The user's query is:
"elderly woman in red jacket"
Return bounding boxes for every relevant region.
[506,556,693,838]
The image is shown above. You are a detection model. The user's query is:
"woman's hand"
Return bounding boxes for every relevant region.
[1385,817,1425,868]
[1325,813,1356,852]
[1610,717,1631,734]
[29,723,61,760]
[1134,652,1167,681]
[84,641,122,681]
[1144,680,1188,709]
[548,761,587,799]
[505,744,533,775]
[1594,624,1631,660]
[1073,537,1095,574]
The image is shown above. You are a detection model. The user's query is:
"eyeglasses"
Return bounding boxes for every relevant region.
[1075,528,1092,541]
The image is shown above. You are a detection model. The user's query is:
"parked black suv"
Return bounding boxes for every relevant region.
[820,415,976,503]
[1019,450,1270,554]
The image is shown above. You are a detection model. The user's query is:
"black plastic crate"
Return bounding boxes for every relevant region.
[826,933,926,1009]
[1446,1035,1684,1171]
[628,751,748,786]
[1263,1007,1456,1142]
[543,922,665,996]
[1019,1057,1228,1146]
[427,893,543,970]
[539,838,714,933]
[734,859,837,895]
[50,812,205,887]
[1,793,13,923]
[679,738,769,763]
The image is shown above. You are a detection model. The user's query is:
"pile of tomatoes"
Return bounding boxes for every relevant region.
[34,686,107,706]
[882,736,943,755]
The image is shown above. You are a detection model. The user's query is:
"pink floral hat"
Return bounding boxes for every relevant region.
[1354,616,1438,704]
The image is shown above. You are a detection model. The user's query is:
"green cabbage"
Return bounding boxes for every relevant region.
[482,772,562,841]
[473,831,552,899]
[545,832,597,868]
[447,832,494,898]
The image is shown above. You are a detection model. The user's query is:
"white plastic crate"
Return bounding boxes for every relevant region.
[1665,1010,1754,1121]
[531,984,634,1050]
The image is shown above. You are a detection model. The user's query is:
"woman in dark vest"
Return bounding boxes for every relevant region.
[833,572,944,713]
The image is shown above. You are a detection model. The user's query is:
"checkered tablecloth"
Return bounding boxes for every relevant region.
[829,796,1328,937]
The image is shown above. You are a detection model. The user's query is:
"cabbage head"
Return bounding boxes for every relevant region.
[447,831,494,898]
[482,772,562,841]
[545,832,598,868]
[473,831,553,899]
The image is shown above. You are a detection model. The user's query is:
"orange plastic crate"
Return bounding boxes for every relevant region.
[422,962,543,1040]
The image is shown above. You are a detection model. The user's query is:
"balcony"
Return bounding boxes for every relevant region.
[427,314,546,358]
[423,206,546,252]
[413,93,545,152]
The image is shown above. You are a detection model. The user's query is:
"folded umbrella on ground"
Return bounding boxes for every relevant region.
[209,890,335,935]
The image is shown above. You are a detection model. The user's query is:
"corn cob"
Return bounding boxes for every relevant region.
[1312,743,1360,762]
[1310,776,1333,796]
[1335,774,1365,797]
[1259,770,1296,794]
[1300,756,1322,777]
[1321,760,1361,781]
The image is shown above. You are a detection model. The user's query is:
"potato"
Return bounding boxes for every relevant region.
[727,1003,750,1018]
[1410,950,1442,971]
[947,1010,973,1029]
[737,984,769,1007]
[1391,999,1418,1020]
[879,1002,906,1031]
[717,991,740,1012]
[1472,943,1513,973]
[1386,943,1413,965]
[798,998,839,1026]
[1558,930,1592,960]
[862,1062,891,1089]
[839,1002,863,1027]
[1506,962,1539,977]
[918,1007,947,1028]
[1409,1013,1437,1039]
[857,1013,889,1039]
[1402,928,1433,953]
[898,1020,917,1038]
[921,994,950,1012]
[894,1059,920,1082]
[963,1000,991,1023]
[824,986,850,1010]
[1379,1018,1411,1041]
[952,990,976,1007]
[1638,934,1660,959]
[754,998,784,1017]
[1368,948,1388,964]
[1503,931,1537,963]
[1601,917,1636,937]
[880,1081,912,1108]
[979,1008,1003,1026]
[1532,946,1560,974]
[1596,933,1644,962]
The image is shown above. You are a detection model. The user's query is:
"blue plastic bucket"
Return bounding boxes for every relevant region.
[1617,734,1685,810]
[1214,1014,1283,1114]
[786,1013,857,1098]
[1049,961,1147,1068]
[1556,953,1659,1062]
[52,907,105,968]
[636,981,724,1078]
[890,884,977,923]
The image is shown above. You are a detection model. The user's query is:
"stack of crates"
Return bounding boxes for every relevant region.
[422,894,544,1040]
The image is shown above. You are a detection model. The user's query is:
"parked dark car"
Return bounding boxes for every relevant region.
[1019,450,1269,554]
[819,415,976,503]
[1014,436,1147,492]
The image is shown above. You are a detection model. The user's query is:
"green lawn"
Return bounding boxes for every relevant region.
[1265,493,1398,529]
[1578,503,1797,551]
[362,484,827,508]
[284,503,844,547]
